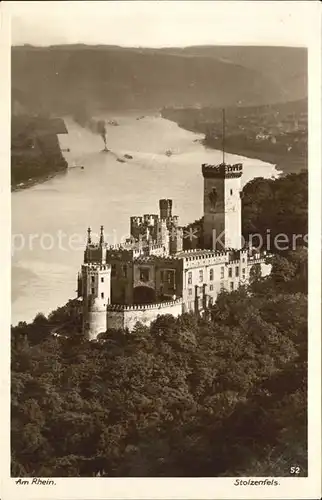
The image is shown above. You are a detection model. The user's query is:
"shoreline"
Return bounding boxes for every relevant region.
[162,115,307,176]
[11,169,68,193]
[202,140,307,176]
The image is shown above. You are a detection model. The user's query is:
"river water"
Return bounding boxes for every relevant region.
[11,114,279,325]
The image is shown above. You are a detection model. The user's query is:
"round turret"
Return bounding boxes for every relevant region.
[87,298,107,341]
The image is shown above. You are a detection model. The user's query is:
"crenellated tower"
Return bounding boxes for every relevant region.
[202,162,243,250]
[79,226,111,340]
[159,199,172,219]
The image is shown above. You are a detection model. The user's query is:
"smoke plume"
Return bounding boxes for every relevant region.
[96,120,107,148]
[73,107,107,148]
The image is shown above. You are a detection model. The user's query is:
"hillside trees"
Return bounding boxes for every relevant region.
[11,171,307,477]
[11,272,307,476]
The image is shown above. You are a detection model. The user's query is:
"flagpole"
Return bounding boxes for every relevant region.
[222,108,225,165]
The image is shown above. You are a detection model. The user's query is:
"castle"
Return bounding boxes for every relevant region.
[77,161,271,339]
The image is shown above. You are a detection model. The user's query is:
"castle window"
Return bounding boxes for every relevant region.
[235,267,239,277]
[230,189,233,196]
[122,265,127,278]
[220,282,225,291]
[167,270,175,287]
[101,292,104,299]
[220,266,225,279]
[91,287,95,295]
[242,258,245,263]
[199,270,203,283]
[228,267,232,278]
[210,284,214,291]
[188,288,192,296]
[188,271,192,285]
[101,277,104,283]
[91,276,95,283]
[139,267,149,282]
[199,286,203,294]
[242,268,246,275]
[209,268,214,281]
[230,282,234,291]
[111,264,116,278]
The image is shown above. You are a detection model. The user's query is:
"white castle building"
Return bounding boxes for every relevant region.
[77,161,271,339]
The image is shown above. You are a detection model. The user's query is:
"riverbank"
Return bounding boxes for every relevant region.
[11,169,68,193]
[202,139,307,175]
[11,115,69,191]
[12,114,280,326]
[161,101,308,175]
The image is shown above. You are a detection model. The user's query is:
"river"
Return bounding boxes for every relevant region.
[11,114,279,325]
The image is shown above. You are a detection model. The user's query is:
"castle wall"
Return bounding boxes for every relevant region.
[106,299,183,332]
[181,249,249,312]
[247,258,272,278]
[202,164,242,250]
[203,175,225,250]
[155,260,184,300]
[109,262,133,304]
[87,307,108,341]
[133,262,156,290]
[224,176,242,249]
[82,263,111,301]
[81,262,111,339]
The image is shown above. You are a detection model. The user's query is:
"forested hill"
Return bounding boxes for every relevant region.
[159,46,307,103]
[11,171,308,477]
[11,45,306,116]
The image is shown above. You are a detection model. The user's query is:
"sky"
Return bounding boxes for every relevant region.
[5,1,317,48]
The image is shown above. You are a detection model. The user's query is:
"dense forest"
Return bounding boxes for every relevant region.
[11,171,308,477]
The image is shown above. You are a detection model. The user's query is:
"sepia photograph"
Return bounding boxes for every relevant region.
[1,1,321,499]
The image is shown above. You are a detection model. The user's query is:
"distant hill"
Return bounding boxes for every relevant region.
[11,45,307,116]
[159,46,307,103]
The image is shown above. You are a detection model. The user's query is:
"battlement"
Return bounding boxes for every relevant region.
[134,255,181,263]
[82,263,110,271]
[149,242,165,251]
[106,298,182,312]
[130,216,143,226]
[247,256,267,265]
[143,214,158,224]
[106,245,141,261]
[86,242,108,250]
[202,162,243,178]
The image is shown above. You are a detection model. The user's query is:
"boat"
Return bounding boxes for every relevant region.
[165,149,173,157]
[70,161,84,169]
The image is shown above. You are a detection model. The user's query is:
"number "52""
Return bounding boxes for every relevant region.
[290,466,300,474]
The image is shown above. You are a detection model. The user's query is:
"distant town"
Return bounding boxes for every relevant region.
[162,98,307,174]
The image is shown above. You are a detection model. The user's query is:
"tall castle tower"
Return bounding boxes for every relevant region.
[202,162,243,250]
[202,109,243,251]
[79,226,111,340]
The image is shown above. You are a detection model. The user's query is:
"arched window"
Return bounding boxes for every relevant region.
[208,188,218,210]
